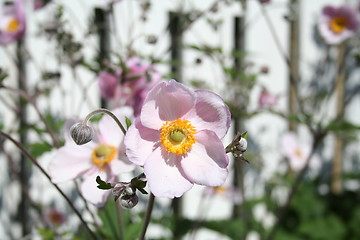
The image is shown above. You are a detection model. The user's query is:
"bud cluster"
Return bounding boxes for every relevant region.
[226,131,248,161]
[112,183,139,209]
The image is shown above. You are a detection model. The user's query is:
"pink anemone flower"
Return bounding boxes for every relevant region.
[0,0,26,45]
[125,80,231,198]
[49,107,135,207]
[318,5,359,45]
[258,89,278,108]
[280,132,321,172]
[98,71,120,100]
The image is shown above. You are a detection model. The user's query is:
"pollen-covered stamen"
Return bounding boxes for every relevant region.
[160,119,196,155]
[330,16,348,34]
[6,18,20,32]
[92,144,117,169]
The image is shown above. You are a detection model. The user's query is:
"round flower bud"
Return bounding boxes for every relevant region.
[70,122,94,145]
[237,138,247,153]
[120,194,139,209]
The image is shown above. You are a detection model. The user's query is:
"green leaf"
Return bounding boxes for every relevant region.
[96,176,113,190]
[27,142,52,158]
[125,117,132,129]
[325,119,360,133]
[131,178,148,194]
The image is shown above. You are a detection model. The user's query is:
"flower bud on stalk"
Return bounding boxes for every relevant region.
[70,122,94,145]
[226,132,248,161]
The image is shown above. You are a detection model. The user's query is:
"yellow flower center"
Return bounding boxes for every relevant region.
[91,144,117,170]
[160,119,196,155]
[294,148,303,159]
[330,16,348,34]
[213,186,226,194]
[6,18,20,32]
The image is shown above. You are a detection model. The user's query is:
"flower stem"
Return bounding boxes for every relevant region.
[115,200,125,240]
[83,108,127,135]
[139,193,155,240]
[0,131,99,240]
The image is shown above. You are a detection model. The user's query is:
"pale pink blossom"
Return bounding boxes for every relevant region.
[125,80,231,198]
[49,107,135,206]
[99,57,162,116]
[280,133,321,172]
[318,5,359,45]
[43,208,66,226]
[258,89,278,108]
[0,0,26,45]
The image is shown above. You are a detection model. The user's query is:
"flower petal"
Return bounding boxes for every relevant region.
[144,148,193,198]
[184,90,231,139]
[125,119,160,166]
[48,142,95,183]
[181,130,229,187]
[80,170,113,207]
[109,154,135,175]
[140,80,195,130]
[98,106,133,146]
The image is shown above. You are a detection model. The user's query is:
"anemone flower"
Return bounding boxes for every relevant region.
[0,0,26,45]
[258,89,278,108]
[280,132,321,172]
[98,71,120,100]
[125,80,231,198]
[318,5,359,45]
[49,107,135,207]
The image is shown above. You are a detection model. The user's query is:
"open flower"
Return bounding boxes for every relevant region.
[0,0,26,45]
[49,107,135,206]
[280,132,321,171]
[318,5,359,45]
[125,80,231,198]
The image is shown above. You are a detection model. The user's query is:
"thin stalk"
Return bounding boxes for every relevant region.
[265,134,324,240]
[139,193,155,240]
[115,201,125,240]
[83,108,127,135]
[0,131,99,240]
[2,85,60,148]
[331,44,346,194]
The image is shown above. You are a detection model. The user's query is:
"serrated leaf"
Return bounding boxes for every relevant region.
[96,176,113,190]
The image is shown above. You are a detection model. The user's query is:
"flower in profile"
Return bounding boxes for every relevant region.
[280,132,321,171]
[0,0,26,45]
[43,208,66,227]
[125,80,231,198]
[318,5,359,45]
[258,89,278,108]
[98,57,162,116]
[49,107,135,206]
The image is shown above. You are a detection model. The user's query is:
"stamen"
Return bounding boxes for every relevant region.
[160,119,196,155]
[91,144,117,170]
[6,18,19,32]
[330,16,348,34]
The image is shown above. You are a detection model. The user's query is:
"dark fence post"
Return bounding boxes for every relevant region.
[16,37,31,237]
[95,7,111,108]
[168,11,184,239]
[288,0,299,131]
[232,14,246,222]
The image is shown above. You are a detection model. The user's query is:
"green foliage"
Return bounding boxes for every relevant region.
[130,178,148,194]
[96,176,113,190]
[97,200,142,240]
[27,142,52,158]
[125,117,132,129]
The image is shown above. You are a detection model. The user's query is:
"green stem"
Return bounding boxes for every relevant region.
[115,200,125,240]
[0,131,99,240]
[139,193,155,240]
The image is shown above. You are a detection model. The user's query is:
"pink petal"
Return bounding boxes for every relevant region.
[140,80,195,130]
[108,155,135,175]
[80,170,113,207]
[144,148,193,198]
[280,132,298,157]
[184,90,231,139]
[98,107,133,146]
[181,130,229,186]
[48,142,95,183]
[125,119,161,166]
